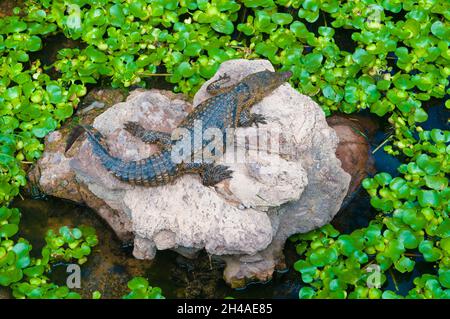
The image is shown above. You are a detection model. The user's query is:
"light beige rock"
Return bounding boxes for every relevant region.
[194,60,351,286]
[29,59,352,287]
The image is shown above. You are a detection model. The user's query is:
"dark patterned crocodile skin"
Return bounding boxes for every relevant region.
[78,70,292,186]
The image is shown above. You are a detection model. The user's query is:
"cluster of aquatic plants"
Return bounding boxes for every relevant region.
[0,14,83,204]
[90,277,165,299]
[0,206,98,298]
[0,0,448,207]
[1,207,164,299]
[291,128,449,298]
[0,0,448,299]
[122,277,165,299]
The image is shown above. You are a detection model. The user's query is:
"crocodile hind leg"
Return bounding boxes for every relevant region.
[184,162,233,186]
[124,121,172,149]
[206,73,234,95]
[238,109,267,127]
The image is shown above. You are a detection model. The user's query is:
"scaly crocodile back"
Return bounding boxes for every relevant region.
[74,70,292,186]
[82,126,179,185]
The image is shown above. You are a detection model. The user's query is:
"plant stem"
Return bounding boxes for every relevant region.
[138,73,172,77]
[389,268,399,292]
[372,135,392,154]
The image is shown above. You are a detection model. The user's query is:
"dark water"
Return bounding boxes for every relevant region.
[371,100,449,177]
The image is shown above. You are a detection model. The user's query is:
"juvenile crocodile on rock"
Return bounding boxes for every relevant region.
[67,70,292,187]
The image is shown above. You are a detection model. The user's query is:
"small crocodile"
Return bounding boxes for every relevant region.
[69,70,292,186]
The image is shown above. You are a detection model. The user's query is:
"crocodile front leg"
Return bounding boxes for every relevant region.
[238,109,267,127]
[124,121,172,149]
[206,73,234,95]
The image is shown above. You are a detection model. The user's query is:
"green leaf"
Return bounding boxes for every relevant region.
[129,0,148,19]
[375,173,392,186]
[4,19,27,33]
[255,42,278,58]
[299,287,316,299]
[302,53,323,73]
[0,268,23,286]
[242,0,274,8]
[26,36,42,52]
[12,242,31,269]
[318,26,334,38]
[424,175,448,191]
[436,220,450,238]
[384,239,404,262]
[271,13,293,25]
[439,269,450,288]
[430,129,446,143]
[176,62,195,78]
[85,46,108,63]
[71,228,82,240]
[414,107,428,123]
[0,207,13,222]
[395,256,415,273]
[23,265,45,278]
[309,247,338,267]
[416,154,441,175]
[418,190,440,207]
[393,74,413,90]
[92,290,102,299]
[431,21,448,40]
[32,117,57,138]
[441,238,450,254]
[293,260,317,283]
[46,84,64,104]
[0,224,19,238]
[290,21,311,38]
[109,4,125,27]
[370,100,393,116]
[352,48,373,66]
[211,20,234,34]
[382,291,402,299]
[398,229,420,249]
[419,240,442,262]
[5,86,21,100]
[184,43,202,57]
[128,277,149,291]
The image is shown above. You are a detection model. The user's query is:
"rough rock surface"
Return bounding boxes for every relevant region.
[29,59,355,287]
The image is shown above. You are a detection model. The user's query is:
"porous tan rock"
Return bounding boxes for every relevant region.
[29,59,356,287]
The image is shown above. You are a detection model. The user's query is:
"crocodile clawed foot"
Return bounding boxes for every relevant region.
[252,113,267,127]
[219,73,230,81]
[124,121,145,137]
[201,164,233,186]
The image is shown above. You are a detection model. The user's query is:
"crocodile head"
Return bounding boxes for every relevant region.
[238,69,292,106]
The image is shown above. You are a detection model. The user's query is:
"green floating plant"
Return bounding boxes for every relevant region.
[122,277,165,299]
[0,205,95,298]
[292,128,449,299]
[1,0,449,206]
[1,206,163,299]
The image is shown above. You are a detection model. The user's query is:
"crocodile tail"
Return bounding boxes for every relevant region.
[81,125,178,185]
[79,125,121,172]
[65,125,85,154]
